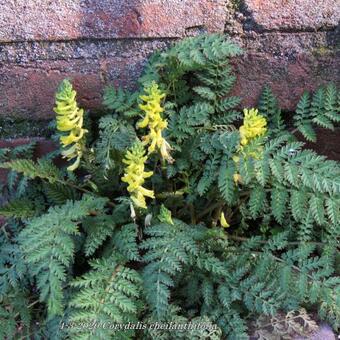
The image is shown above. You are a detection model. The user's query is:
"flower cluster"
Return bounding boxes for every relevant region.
[121,143,155,209]
[138,82,173,162]
[233,108,267,184]
[239,108,267,146]
[54,80,87,171]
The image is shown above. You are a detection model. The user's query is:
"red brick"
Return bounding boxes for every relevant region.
[1,49,339,119]
[1,61,104,119]
[0,41,169,119]
[232,52,340,111]
[0,0,226,42]
[243,0,339,31]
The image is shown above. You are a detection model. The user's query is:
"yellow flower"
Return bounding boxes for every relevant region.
[232,155,240,163]
[220,212,230,228]
[247,146,265,160]
[239,108,267,146]
[230,108,267,182]
[138,82,173,163]
[233,173,242,184]
[54,80,87,171]
[121,143,155,209]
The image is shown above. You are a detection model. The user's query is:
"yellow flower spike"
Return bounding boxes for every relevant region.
[138,82,173,163]
[239,108,267,147]
[121,143,155,209]
[233,108,267,165]
[220,212,230,228]
[54,80,87,171]
[231,108,267,181]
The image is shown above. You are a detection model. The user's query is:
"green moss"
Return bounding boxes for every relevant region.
[312,46,334,57]
[0,116,51,139]
[230,0,242,10]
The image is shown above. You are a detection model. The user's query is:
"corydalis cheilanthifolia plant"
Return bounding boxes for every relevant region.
[54,80,87,171]
[138,82,173,163]
[0,34,339,340]
[121,142,155,209]
[233,108,268,183]
[239,108,267,147]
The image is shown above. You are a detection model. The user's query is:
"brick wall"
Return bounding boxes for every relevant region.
[0,0,339,158]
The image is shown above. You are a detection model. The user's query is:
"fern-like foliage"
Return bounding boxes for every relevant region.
[82,213,116,257]
[234,138,340,246]
[95,115,136,173]
[18,195,107,316]
[0,198,37,219]
[138,34,243,209]
[1,34,339,339]
[0,230,27,297]
[253,308,319,338]
[0,158,62,183]
[103,87,140,118]
[43,182,79,205]
[258,85,285,135]
[68,254,142,340]
[141,220,205,320]
[294,84,339,142]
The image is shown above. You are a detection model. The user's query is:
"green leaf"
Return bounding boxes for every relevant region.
[193,86,216,101]
[0,199,37,219]
[325,197,339,225]
[255,157,270,186]
[310,195,325,225]
[297,124,317,142]
[248,187,266,218]
[218,161,235,204]
[290,190,307,222]
[0,159,61,183]
[271,187,288,223]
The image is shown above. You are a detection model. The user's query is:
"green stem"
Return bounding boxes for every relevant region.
[155,190,185,199]
[14,299,40,319]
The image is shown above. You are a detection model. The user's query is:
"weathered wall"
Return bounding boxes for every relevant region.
[0,0,339,156]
